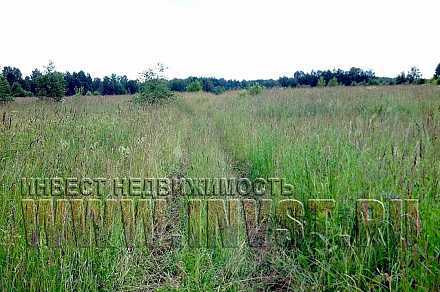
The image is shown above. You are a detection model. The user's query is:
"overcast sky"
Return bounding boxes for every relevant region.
[1,0,439,80]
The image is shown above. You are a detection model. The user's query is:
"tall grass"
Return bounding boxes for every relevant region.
[0,86,439,290]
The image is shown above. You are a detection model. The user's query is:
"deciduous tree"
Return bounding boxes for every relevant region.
[133,63,174,104]
[35,61,66,101]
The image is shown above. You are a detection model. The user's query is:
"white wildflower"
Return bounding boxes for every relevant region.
[118,145,131,156]
[59,139,69,149]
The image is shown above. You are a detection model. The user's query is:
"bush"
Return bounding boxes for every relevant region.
[238,90,248,98]
[186,80,203,92]
[75,87,85,96]
[317,76,326,87]
[212,86,225,95]
[11,82,27,97]
[133,63,174,104]
[368,78,380,86]
[248,83,263,95]
[327,77,339,87]
[0,75,14,102]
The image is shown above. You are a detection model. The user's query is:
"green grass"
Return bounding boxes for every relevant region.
[0,86,439,290]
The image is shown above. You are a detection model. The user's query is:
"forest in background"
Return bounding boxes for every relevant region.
[1,62,439,100]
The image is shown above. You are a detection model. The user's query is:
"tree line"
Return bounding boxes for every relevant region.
[0,61,140,100]
[1,62,439,102]
[166,65,437,93]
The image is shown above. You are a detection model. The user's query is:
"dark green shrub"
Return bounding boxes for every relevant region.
[368,78,380,86]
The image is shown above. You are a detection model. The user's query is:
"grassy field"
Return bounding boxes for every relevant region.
[0,86,439,290]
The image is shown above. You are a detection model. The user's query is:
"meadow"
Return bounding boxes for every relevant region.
[0,85,439,290]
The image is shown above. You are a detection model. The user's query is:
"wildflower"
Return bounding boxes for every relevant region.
[118,145,131,156]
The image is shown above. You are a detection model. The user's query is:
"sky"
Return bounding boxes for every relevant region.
[1,0,439,80]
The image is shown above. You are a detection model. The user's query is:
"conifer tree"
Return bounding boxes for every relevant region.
[0,74,13,102]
